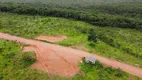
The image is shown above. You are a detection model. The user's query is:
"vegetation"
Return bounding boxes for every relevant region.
[0,0,142,79]
[0,39,42,80]
[0,0,142,7]
[74,60,141,80]
[0,3,141,30]
[94,27,142,58]
[86,3,142,18]
[88,28,97,42]
[0,12,142,68]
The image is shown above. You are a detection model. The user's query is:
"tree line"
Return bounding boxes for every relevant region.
[0,3,141,30]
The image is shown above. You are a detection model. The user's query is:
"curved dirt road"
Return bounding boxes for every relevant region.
[0,32,142,78]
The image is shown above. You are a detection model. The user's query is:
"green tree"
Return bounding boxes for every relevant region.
[88,28,97,42]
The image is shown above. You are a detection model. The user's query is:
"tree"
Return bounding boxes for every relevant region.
[88,28,97,42]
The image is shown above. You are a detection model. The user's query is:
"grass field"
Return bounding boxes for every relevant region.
[0,12,142,68]
[0,39,141,80]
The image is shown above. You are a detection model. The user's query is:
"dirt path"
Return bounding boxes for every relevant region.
[0,32,142,78]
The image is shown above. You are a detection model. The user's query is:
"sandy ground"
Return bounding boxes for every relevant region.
[35,35,67,42]
[0,32,142,78]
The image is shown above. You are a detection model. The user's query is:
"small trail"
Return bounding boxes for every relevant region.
[0,32,142,78]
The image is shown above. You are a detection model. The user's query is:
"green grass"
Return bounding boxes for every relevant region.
[94,27,142,57]
[0,12,142,68]
[0,39,49,80]
[75,61,142,80]
[87,40,142,67]
[0,12,88,38]
[0,39,20,71]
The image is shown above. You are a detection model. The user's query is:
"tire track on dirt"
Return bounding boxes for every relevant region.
[50,49,78,73]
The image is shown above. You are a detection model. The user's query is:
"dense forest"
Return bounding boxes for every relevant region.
[0,2,142,30]
[0,0,142,6]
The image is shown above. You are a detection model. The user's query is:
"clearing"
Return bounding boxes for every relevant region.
[0,32,142,78]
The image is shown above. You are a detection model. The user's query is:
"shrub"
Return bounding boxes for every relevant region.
[12,51,36,68]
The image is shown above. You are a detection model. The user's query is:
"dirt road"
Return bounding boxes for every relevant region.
[0,32,142,78]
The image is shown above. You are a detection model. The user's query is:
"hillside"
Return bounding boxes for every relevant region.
[0,0,142,80]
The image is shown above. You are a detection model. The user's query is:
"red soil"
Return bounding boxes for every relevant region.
[0,32,142,78]
[35,35,67,42]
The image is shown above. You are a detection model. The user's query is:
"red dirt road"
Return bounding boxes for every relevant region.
[0,32,142,78]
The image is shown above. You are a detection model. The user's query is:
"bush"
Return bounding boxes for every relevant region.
[12,52,36,68]
[0,73,4,80]
[115,68,123,77]
[89,42,95,47]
